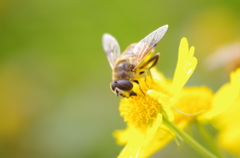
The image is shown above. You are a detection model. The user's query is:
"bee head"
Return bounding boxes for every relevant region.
[110,80,137,98]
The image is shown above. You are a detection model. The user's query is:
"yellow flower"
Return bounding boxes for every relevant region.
[202,68,240,120]
[113,38,213,158]
[172,87,213,124]
[208,68,240,155]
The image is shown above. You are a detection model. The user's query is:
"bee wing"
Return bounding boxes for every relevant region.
[102,33,121,69]
[132,25,168,69]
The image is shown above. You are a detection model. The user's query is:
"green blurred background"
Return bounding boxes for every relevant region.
[0,0,240,157]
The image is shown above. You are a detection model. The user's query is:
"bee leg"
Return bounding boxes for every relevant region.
[139,53,160,84]
[133,80,145,96]
[139,53,160,70]
[145,70,152,86]
[138,71,150,88]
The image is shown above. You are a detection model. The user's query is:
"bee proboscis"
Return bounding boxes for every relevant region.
[102,25,168,98]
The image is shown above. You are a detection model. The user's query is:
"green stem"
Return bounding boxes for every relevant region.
[163,117,218,158]
[195,121,225,158]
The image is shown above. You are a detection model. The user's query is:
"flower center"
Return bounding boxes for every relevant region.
[119,94,161,130]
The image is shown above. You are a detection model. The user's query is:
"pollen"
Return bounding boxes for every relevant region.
[119,95,161,130]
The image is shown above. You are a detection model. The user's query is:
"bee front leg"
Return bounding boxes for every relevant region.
[133,80,145,96]
[139,53,160,84]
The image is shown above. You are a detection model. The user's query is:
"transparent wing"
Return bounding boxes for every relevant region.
[102,33,121,69]
[132,25,168,69]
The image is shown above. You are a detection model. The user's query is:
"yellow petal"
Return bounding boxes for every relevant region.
[171,38,198,94]
[147,89,170,105]
[143,113,163,146]
[117,127,144,158]
[147,90,174,121]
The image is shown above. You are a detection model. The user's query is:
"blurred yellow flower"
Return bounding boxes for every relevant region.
[114,38,214,158]
[202,69,240,120]
[172,87,213,124]
[208,68,240,155]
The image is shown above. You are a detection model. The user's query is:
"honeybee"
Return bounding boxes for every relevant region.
[102,25,168,98]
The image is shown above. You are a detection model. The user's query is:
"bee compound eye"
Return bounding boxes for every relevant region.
[116,80,133,91]
[110,81,117,91]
